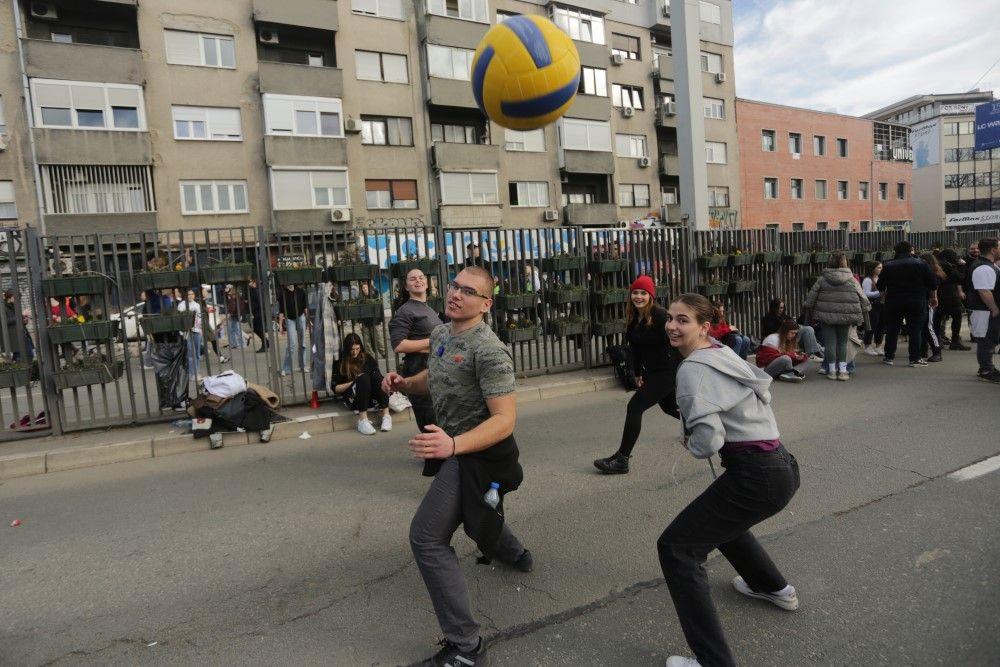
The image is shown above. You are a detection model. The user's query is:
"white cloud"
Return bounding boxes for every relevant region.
[734,0,1000,116]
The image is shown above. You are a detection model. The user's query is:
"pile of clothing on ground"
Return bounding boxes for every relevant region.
[186,370,283,449]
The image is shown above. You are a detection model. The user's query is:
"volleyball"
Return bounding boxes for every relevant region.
[472,15,580,131]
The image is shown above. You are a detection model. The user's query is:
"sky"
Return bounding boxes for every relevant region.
[732,0,1000,116]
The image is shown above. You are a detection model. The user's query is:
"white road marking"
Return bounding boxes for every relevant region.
[948,454,1000,482]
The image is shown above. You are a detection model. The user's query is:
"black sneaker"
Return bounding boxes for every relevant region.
[513,549,534,573]
[950,342,971,351]
[927,354,942,362]
[593,452,630,474]
[417,638,486,667]
[978,370,1000,384]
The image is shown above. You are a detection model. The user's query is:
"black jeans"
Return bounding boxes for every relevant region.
[883,297,927,363]
[617,369,679,457]
[863,302,884,346]
[934,301,963,343]
[657,446,800,667]
[343,373,389,412]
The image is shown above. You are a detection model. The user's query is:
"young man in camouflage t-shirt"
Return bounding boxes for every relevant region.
[383,266,531,667]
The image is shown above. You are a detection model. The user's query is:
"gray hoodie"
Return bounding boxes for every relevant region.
[676,345,780,459]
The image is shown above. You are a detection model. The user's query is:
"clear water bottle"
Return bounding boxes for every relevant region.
[484,482,501,509]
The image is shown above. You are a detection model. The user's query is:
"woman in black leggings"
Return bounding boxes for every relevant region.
[593,275,679,474]
[332,333,391,436]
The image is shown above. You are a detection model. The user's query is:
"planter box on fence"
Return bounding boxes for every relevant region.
[592,320,626,336]
[782,252,812,266]
[391,258,439,278]
[47,320,119,344]
[729,280,756,295]
[140,311,195,336]
[53,361,124,391]
[200,263,254,284]
[853,252,876,263]
[729,254,755,267]
[697,255,728,269]
[541,256,585,272]
[546,319,589,337]
[589,259,629,274]
[812,252,832,265]
[755,251,783,264]
[0,367,32,389]
[334,302,384,321]
[41,275,107,298]
[499,326,538,344]
[273,266,323,286]
[546,288,588,305]
[655,285,671,299]
[133,270,195,292]
[875,251,889,261]
[696,282,730,297]
[592,289,628,306]
[327,263,375,282]
[496,293,538,310]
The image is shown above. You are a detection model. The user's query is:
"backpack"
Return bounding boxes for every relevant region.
[606,345,638,391]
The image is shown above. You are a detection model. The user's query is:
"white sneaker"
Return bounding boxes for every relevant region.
[259,425,274,443]
[864,345,878,356]
[380,415,392,432]
[817,366,828,375]
[733,576,799,610]
[808,353,824,362]
[666,657,701,667]
[357,420,376,436]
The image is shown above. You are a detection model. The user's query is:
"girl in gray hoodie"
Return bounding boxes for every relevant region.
[658,293,800,667]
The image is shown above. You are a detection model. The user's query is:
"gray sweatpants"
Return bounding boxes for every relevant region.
[409,457,525,651]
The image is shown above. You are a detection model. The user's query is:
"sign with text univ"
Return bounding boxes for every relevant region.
[974,101,1000,151]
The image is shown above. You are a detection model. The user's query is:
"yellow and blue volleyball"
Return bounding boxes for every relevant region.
[472,16,580,131]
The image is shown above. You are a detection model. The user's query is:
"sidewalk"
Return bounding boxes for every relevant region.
[0,369,619,481]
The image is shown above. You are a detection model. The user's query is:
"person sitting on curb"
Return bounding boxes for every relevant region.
[755,319,810,382]
[332,333,391,435]
[760,297,824,361]
[709,301,752,359]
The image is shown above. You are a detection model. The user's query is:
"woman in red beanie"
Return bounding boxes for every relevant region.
[594,275,680,474]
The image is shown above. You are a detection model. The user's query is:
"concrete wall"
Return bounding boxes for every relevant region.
[0,1,40,227]
[252,0,339,32]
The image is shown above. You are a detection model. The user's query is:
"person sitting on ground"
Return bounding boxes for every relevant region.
[709,301,752,359]
[802,252,870,381]
[760,297,823,360]
[332,332,391,435]
[755,319,810,382]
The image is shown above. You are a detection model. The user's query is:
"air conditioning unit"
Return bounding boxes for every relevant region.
[661,4,670,17]
[638,156,650,168]
[610,53,624,66]
[49,256,73,275]
[543,209,559,222]
[258,29,279,45]
[344,118,362,133]
[664,101,677,116]
[330,208,351,223]
[621,106,635,118]
[31,2,58,20]
[792,152,800,160]
[714,72,727,84]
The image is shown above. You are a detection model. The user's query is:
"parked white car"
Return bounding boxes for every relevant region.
[112,302,220,341]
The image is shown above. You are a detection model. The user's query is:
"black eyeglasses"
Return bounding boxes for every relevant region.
[447,280,490,299]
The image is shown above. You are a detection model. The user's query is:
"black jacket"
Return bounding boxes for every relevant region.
[627,305,678,377]
[965,258,1000,312]
[876,255,937,301]
[938,259,964,308]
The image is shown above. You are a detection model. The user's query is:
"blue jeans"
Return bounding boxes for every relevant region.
[186,331,203,377]
[721,332,752,359]
[282,314,307,373]
[227,317,244,350]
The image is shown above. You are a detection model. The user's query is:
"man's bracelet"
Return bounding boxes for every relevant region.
[451,436,457,457]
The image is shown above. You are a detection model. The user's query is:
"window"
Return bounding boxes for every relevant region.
[551,6,605,44]
[705,141,727,164]
[559,118,612,152]
[761,129,775,152]
[263,94,343,137]
[351,0,404,19]
[897,183,906,200]
[0,181,16,219]
[611,84,643,109]
[765,223,780,231]
[504,128,544,152]
[365,179,417,209]
[699,1,721,23]
[180,180,248,215]
[792,222,804,231]
[164,30,235,69]
[816,221,828,230]
[496,11,519,22]
[307,53,324,67]
[839,221,850,231]
[788,132,802,154]
[439,172,498,204]
[619,184,650,207]
[703,97,724,119]
[171,106,241,141]
[836,137,848,157]
[427,44,474,80]
[428,0,488,22]
[815,180,828,200]
[764,177,778,199]
[813,135,826,156]
[944,121,974,135]
[270,169,349,209]
[790,178,803,199]
[707,186,729,207]
[431,123,485,144]
[837,180,848,200]
[860,220,870,232]
[579,67,608,96]
[355,50,409,83]
[661,186,678,205]
[0,95,5,133]
[699,51,723,74]
[611,33,639,60]
[361,116,413,146]
[878,182,888,200]
[30,79,145,131]
[51,32,73,43]
[509,181,549,207]
[615,133,647,158]
[41,165,154,214]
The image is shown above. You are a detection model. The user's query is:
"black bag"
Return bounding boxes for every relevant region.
[607,345,637,391]
[150,341,189,410]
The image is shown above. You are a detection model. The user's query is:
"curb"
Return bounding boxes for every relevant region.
[0,374,619,482]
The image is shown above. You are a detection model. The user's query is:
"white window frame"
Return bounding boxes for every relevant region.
[699,1,722,24]
[179,180,248,215]
[579,67,608,97]
[164,29,236,69]
[504,128,544,152]
[262,94,344,138]
[551,6,605,45]
[813,135,826,156]
[859,181,869,200]
[439,171,498,205]
[428,0,489,23]
[351,0,404,20]
[0,181,17,219]
[426,44,475,81]
[661,186,678,205]
[705,141,727,164]
[30,79,146,131]
[703,97,724,120]
[611,84,643,110]
[815,179,828,200]
[171,106,242,141]
[361,116,414,146]
[355,50,409,83]
[559,118,612,152]
[764,177,778,199]
[615,133,647,158]
[365,179,417,209]
[788,132,802,154]
[707,186,729,207]
[837,180,849,200]
[837,137,849,157]
[618,183,650,208]
[269,168,350,210]
[509,181,549,207]
[790,178,803,200]
[761,129,776,152]
[0,95,6,133]
[699,51,723,74]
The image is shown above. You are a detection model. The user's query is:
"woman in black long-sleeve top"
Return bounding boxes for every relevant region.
[593,275,680,475]
[935,248,969,350]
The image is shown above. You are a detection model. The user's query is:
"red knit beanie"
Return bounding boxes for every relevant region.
[630,275,656,295]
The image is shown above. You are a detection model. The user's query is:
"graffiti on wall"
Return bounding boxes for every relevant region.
[709,207,739,229]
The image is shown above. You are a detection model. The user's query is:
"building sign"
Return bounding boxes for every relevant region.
[909,119,939,168]
[940,103,978,115]
[946,211,1000,228]
[974,101,1000,152]
[708,207,739,229]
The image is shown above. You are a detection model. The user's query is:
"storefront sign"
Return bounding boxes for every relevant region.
[946,211,1000,228]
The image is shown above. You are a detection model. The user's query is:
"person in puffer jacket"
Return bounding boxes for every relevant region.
[802,252,871,381]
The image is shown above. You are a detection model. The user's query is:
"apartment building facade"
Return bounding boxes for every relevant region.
[865,91,998,230]
[0,0,740,235]
[737,99,912,232]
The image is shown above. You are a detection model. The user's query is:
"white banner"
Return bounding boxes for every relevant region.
[946,211,1000,227]
[909,119,939,168]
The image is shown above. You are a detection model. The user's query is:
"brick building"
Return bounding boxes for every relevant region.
[737,99,912,231]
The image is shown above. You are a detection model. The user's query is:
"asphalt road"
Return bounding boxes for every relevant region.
[1,351,998,666]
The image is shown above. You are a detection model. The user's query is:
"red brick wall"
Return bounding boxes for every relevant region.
[737,100,913,230]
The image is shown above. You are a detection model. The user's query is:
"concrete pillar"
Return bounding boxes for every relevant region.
[671,0,710,229]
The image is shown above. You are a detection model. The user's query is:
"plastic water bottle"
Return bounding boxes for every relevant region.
[484,482,501,509]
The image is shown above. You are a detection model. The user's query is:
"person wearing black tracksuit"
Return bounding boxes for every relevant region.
[876,241,938,366]
[935,249,969,350]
